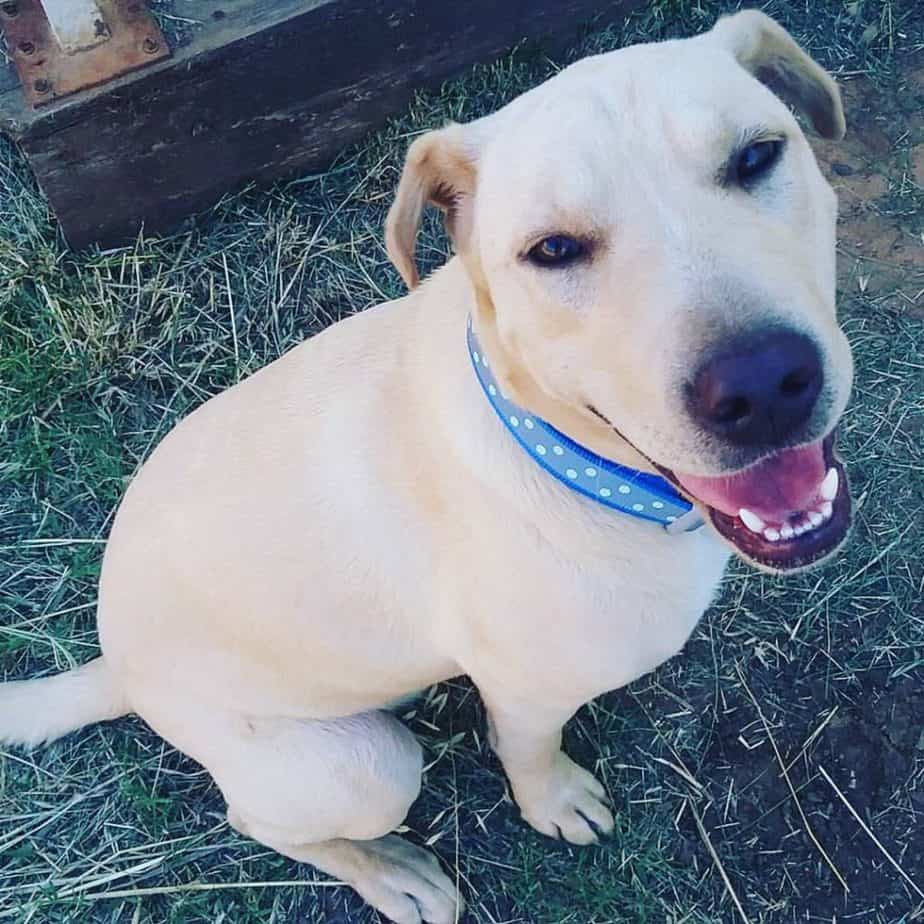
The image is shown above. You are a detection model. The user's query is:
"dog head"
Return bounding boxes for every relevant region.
[386,11,853,572]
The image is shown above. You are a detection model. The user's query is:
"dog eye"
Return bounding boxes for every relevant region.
[735,139,783,184]
[527,235,586,267]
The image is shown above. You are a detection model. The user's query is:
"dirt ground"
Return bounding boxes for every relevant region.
[815,57,924,315]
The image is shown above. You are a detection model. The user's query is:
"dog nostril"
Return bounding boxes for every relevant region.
[780,368,813,397]
[713,396,750,424]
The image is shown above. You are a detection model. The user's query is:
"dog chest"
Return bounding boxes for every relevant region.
[454,519,730,704]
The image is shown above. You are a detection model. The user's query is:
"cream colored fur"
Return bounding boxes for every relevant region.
[0,13,850,924]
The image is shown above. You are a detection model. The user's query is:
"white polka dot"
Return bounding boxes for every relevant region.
[632,503,644,512]
[599,487,612,498]
[585,467,597,478]
[652,501,664,509]
[509,416,519,427]
[666,516,677,523]
[488,384,497,396]
[618,485,631,494]
[524,418,534,429]
[552,446,564,456]
[535,444,546,456]
[472,351,480,364]
[566,468,578,479]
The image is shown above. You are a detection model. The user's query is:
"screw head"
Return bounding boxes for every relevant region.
[33,78,51,94]
[142,37,159,54]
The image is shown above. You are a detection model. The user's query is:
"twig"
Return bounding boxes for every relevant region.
[737,666,850,892]
[652,755,705,792]
[818,764,924,901]
[689,800,752,924]
[222,251,240,382]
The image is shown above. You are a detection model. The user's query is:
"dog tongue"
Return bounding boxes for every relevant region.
[673,440,827,521]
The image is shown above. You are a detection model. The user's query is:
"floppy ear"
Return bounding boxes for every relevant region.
[385,123,479,290]
[709,10,846,140]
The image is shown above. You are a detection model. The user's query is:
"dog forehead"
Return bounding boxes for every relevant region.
[474,42,792,238]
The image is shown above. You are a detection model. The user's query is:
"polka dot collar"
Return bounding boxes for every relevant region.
[467,320,703,533]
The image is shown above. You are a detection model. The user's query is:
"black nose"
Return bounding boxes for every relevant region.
[688,331,823,446]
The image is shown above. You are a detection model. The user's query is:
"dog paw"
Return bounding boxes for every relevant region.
[347,835,463,924]
[513,751,614,846]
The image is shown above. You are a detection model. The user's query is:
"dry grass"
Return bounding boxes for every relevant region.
[1,1,923,921]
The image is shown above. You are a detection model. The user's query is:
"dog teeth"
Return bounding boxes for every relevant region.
[784,505,831,540]
[742,495,836,545]
[820,467,839,502]
[739,508,766,533]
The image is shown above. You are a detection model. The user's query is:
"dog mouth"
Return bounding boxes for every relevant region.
[656,434,850,571]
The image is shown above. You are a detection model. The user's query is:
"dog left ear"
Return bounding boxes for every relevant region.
[709,10,846,140]
[386,123,480,290]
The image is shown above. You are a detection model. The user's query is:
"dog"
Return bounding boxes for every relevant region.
[0,12,852,924]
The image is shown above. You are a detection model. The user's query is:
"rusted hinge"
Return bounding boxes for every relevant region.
[0,0,169,107]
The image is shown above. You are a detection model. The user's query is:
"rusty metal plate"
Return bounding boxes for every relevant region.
[0,0,169,107]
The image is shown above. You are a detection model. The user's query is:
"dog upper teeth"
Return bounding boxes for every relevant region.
[739,508,766,533]
[808,511,824,527]
[764,527,781,542]
[820,467,839,502]
[820,501,833,519]
[780,525,794,540]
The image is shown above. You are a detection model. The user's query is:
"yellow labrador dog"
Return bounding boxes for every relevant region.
[0,12,852,924]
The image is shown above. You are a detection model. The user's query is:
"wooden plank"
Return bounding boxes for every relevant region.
[0,0,643,248]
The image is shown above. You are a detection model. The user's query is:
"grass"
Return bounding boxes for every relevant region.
[1,0,923,921]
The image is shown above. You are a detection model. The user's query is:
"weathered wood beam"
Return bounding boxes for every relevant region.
[0,0,643,249]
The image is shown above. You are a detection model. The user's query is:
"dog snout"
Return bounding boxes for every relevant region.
[687,330,823,448]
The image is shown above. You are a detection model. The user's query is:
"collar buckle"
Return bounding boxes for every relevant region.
[664,507,706,534]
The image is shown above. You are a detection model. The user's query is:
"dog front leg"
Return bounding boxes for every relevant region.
[478,690,614,845]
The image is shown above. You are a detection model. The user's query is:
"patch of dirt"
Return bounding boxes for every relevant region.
[685,677,924,920]
[811,61,924,313]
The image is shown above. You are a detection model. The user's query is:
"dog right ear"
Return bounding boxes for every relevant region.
[386,123,480,290]
[708,11,846,140]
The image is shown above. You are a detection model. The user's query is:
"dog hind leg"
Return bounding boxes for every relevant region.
[200,709,461,924]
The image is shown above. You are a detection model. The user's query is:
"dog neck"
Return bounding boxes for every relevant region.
[466,318,703,533]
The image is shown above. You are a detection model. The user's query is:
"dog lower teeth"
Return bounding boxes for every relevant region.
[738,501,834,542]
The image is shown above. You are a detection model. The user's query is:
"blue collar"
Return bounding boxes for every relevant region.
[467,320,703,533]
